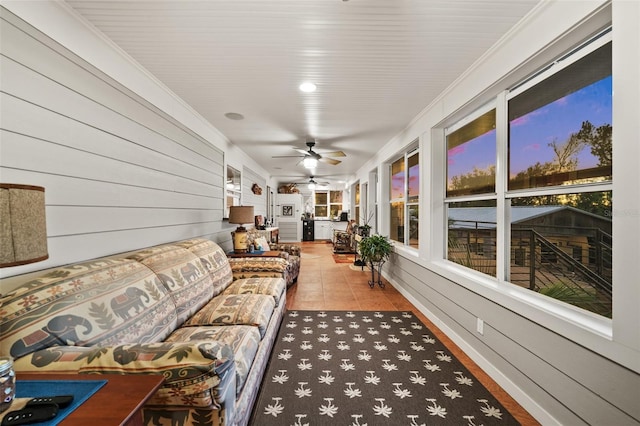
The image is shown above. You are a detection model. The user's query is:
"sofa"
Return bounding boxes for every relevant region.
[0,238,286,426]
[228,230,301,288]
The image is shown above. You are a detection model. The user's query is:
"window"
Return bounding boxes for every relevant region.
[447,109,496,197]
[443,32,613,318]
[507,36,612,318]
[314,190,344,219]
[354,183,360,225]
[508,42,612,190]
[226,165,241,218]
[446,107,497,275]
[330,191,343,219]
[314,192,328,218]
[389,143,419,248]
[447,200,497,277]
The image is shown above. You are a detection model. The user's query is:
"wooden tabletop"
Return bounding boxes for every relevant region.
[14,373,163,426]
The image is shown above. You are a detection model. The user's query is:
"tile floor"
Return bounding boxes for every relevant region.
[286,241,540,425]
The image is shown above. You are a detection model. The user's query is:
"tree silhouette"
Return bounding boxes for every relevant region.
[574,121,612,167]
[449,165,495,194]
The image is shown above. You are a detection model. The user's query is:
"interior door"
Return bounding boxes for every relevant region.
[276,193,303,242]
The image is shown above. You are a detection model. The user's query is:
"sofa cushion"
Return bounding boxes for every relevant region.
[173,238,233,297]
[184,294,275,338]
[126,245,213,325]
[223,277,286,307]
[0,258,178,360]
[167,325,260,395]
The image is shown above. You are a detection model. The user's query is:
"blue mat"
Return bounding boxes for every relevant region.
[14,380,107,425]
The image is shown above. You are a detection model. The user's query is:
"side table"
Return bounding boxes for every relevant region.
[15,373,163,426]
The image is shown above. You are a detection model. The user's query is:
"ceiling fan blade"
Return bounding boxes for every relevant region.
[272,155,303,158]
[294,148,310,155]
[319,157,341,165]
[319,150,346,158]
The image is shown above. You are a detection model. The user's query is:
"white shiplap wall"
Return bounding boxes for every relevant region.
[242,166,267,219]
[0,8,230,279]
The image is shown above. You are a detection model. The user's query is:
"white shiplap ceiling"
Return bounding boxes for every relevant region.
[64,0,540,186]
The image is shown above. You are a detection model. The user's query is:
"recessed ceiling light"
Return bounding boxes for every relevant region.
[299,82,317,93]
[224,112,245,120]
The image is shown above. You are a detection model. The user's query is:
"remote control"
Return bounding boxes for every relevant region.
[26,395,74,408]
[1,404,58,426]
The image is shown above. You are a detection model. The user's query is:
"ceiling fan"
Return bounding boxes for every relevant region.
[286,176,329,190]
[306,176,329,190]
[273,140,346,167]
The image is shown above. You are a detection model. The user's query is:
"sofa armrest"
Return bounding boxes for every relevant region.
[14,342,236,411]
[79,342,235,409]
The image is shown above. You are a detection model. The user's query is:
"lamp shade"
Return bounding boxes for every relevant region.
[228,206,255,225]
[0,184,48,268]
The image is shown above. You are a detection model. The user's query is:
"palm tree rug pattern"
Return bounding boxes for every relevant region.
[249,310,519,426]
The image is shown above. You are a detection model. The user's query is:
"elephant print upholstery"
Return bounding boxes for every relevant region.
[1,238,288,426]
[1,257,179,362]
[180,263,201,282]
[10,314,92,359]
[126,245,215,324]
[110,287,150,320]
[112,343,170,365]
[200,257,212,271]
[143,409,190,426]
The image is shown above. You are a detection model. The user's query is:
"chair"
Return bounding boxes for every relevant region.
[333,220,357,253]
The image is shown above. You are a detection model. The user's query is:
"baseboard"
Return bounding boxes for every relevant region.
[384,273,559,426]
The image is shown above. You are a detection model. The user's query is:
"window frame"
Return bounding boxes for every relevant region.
[438,29,614,323]
[388,141,420,249]
[225,164,242,219]
[314,190,343,219]
[314,191,328,219]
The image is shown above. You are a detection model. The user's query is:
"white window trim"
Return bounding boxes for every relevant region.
[225,163,242,219]
[388,141,420,249]
[427,24,640,372]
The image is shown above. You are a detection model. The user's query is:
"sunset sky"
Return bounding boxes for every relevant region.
[447,76,612,186]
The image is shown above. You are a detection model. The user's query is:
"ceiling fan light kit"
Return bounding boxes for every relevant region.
[303,156,318,169]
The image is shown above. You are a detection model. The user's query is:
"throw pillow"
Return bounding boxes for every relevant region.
[255,237,270,251]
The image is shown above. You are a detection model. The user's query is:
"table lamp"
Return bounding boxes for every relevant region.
[229,205,254,254]
[0,184,49,268]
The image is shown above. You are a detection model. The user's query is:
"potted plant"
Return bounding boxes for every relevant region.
[358,224,371,238]
[358,211,374,237]
[358,234,392,288]
[359,234,392,263]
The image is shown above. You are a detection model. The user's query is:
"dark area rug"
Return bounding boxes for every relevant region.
[250,310,519,425]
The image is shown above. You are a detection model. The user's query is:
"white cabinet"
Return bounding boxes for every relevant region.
[314,221,332,240]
